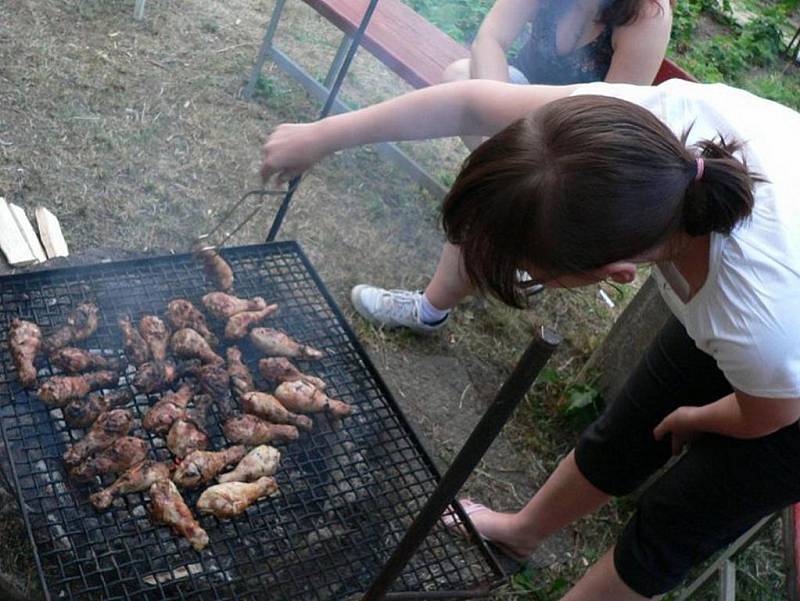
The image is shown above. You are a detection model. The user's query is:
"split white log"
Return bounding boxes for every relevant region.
[35,206,69,259]
[0,197,38,266]
[9,203,46,263]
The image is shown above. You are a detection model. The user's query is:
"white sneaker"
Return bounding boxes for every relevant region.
[350,285,448,334]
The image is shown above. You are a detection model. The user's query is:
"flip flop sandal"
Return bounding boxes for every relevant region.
[441,499,530,563]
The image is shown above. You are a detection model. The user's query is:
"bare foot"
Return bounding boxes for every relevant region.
[457,500,538,560]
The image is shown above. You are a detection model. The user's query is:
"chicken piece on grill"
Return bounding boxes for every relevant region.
[197,476,278,519]
[196,246,234,292]
[90,460,172,510]
[171,328,223,365]
[9,318,42,388]
[218,445,281,484]
[49,347,121,374]
[197,363,234,420]
[63,409,133,467]
[167,419,209,458]
[64,387,134,429]
[224,304,279,340]
[149,480,209,551]
[165,299,217,346]
[201,292,267,320]
[143,383,195,434]
[133,359,199,394]
[43,303,99,354]
[38,370,119,408]
[274,380,352,418]
[139,316,170,363]
[258,357,326,390]
[250,328,323,359]
[226,347,254,400]
[166,395,211,458]
[119,316,150,366]
[69,436,149,482]
[173,446,246,489]
[223,414,299,446]
[241,391,313,431]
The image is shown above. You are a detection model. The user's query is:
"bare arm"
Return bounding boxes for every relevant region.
[655,391,800,454]
[261,80,578,182]
[605,0,672,84]
[470,0,540,81]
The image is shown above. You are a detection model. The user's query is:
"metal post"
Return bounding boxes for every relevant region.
[362,325,561,600]
[324,35,352,89]
[266,0,380,242]
[133,0,145,20]
[244,0,288,99]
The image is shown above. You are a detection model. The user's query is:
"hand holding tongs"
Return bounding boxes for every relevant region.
[193,182,297,252]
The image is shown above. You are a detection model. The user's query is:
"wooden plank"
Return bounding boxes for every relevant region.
[9,203,46,263]
[34,206,69,259]
[653,58,696,84]
[303,0,468,88]
[0,197,38,266]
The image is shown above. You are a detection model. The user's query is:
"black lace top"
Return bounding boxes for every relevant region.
[511,2,614,85]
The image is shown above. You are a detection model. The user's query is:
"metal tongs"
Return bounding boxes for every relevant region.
[193,183,297,251]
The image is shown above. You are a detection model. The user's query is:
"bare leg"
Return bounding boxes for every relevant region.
[441,59,484,150]
[466,451,610,557]
[561,547,650,601]
[423,242,474,310]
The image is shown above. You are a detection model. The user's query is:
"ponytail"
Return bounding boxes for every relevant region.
[681,136,763,237]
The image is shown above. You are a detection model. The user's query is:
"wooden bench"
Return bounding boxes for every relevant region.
[245,0,691,197]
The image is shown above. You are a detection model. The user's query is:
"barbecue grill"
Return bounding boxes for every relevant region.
[0,242,515,600]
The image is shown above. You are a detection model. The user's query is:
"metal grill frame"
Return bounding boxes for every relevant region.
[0,242,506,601]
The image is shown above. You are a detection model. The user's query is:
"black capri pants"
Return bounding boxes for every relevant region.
[575,316,800,596]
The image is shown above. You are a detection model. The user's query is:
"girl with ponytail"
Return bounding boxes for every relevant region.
[261,77,800,599]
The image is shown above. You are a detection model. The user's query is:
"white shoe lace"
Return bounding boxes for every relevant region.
[376,290,421,326]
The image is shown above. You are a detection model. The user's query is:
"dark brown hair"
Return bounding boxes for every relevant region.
[441,94,761,308]
[602,0,675,27]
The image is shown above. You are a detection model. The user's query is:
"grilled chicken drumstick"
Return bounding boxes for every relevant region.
[197,476,278,518]
[49,347,121,374]
[143,383,195,434]
[173,446,246,489]
[64,388,134,428]
[139,316,170,362]
[171,328,223,365]
[201,292,266,320]
[196,246,234,292]
[250,328,323,359]
[9,318,42,388]
[90,460,172,510]
[258,357,326,390]
[149,480,209,551]
[218,445,281,484]
[119,316,150,366]
[69,436,149,482]
[43,302,99,354]
[223,414,299,446]
[274,380,352,418]
[224,304,279,340]
[165,299,217,346]
[166,395,211,458]
[197,363,234,420]
[38,370,119,408]
[63,409,132,467]
[226,347,255,400]
[133,359,199,394]
[241,391,313,431]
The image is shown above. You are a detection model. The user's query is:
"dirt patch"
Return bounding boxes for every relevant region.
[0,1,633,598]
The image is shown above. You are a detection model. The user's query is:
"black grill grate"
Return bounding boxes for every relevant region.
[0,242,503,601]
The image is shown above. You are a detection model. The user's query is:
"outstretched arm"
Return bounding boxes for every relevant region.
[260,80,577,182]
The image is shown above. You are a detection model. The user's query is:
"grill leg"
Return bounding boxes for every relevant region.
[362,325,561,600]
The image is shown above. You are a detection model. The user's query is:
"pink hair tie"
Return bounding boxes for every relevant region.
[695,157,705,182]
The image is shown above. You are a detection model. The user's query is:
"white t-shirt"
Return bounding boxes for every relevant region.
[571,80,800,398]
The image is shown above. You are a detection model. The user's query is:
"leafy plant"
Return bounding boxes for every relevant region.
[405,0,494,43]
